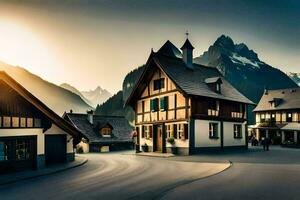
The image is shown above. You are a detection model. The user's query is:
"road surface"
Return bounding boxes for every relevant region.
[1,146,300,200]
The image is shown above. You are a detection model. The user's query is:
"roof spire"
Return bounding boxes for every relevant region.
[185,30,189,39]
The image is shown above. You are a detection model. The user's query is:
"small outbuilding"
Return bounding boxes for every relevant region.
[63,112,134,153]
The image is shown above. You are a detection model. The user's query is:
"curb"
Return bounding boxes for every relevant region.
[0,156,88,186]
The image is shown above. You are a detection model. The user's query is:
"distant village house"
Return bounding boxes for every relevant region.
[63,111,134,153]
[253,88,300,145]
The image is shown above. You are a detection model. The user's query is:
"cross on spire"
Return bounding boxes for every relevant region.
[185,30,189,38]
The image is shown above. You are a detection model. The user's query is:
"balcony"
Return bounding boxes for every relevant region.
[208,109,219,116]
[231,112,243,118]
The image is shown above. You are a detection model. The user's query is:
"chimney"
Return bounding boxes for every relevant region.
[264,86,268,95]
[180,38,194,69]
[87,110,94,124]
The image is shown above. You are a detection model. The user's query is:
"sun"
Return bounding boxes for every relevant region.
[0,20,56,74]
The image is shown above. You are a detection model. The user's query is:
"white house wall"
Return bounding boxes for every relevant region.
[194,120,221,147]
[223,121,246,146]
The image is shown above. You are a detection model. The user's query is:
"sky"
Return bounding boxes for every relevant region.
[0,0,299,94]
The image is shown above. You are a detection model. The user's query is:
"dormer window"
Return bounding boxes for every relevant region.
[153,78,165,91]
[101,127,112,137]
[205,77,222,94]
[96,122,113,138]
[216,83,221,93]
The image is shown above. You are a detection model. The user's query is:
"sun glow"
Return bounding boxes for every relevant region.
[0,20,57,74]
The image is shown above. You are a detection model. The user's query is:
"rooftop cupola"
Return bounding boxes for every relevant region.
[180,33,194,69]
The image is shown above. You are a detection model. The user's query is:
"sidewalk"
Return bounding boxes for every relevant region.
[0,156,88,186]
[136,152,175,158]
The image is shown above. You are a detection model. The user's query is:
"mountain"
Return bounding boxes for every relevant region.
[60,84,112,108]
[0,61,92,115]
[60,83,93,106]
[81,86,111,108]
[96,35,298,124]
[194,35,298,123]
[288,72,300,86]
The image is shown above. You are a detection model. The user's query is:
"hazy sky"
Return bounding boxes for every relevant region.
[0,0,299,94]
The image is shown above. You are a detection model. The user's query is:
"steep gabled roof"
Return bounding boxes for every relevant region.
[0,71,82,145]
[126,50,254,106]
[64,113,133,144]
[157,40,182,58]
[253,88,300,112]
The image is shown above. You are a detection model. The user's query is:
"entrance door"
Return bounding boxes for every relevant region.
[155,125,163,152]
[45,135,66,165]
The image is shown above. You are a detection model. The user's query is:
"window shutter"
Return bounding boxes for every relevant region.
[142,126,145,138]
[184,124,188,139]
[149,126,153,138]
[155,98,159,111]
[174,124,177,139]
[160,98,165,111]
[150,99,154,112]
[164,96,168,110]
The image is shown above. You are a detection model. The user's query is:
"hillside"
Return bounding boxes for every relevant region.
[0,61,92,115]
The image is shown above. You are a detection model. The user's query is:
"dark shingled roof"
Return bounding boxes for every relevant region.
[64,113,133,144]
[157,40,182,58]
[253,88,300,112]
[154,54,253,104]
[126,40,254,106]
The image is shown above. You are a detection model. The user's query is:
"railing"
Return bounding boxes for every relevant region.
[231,112,243,118]
[208,109,219,116]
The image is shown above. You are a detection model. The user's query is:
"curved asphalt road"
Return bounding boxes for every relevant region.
[0,153,228,200]
[1,147,300,200]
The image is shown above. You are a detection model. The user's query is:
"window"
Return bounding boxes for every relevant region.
[27,118,33,128]
[271,113,276,122]
[287,112,292,122]
[142,125,152,139]
[233,124,242,138]
[166,124,173,138]
[208,101,219,116]
[209,123,219,139]
[20,118,26,127]
[16,139,32,160]
[153,78,165,91]
[150,98,159,112]
[101,128,112,137]
[178,124,188,140]
[3,116,11,127]
[160,96,168,111]
[12,117,19,127]
[216,83,221,93]
[260,114,265,122]
[0,141,12,161]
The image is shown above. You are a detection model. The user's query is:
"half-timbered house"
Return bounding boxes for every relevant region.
[0,71,82,174]
[253,88,300,145]
[126,39,254,155]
